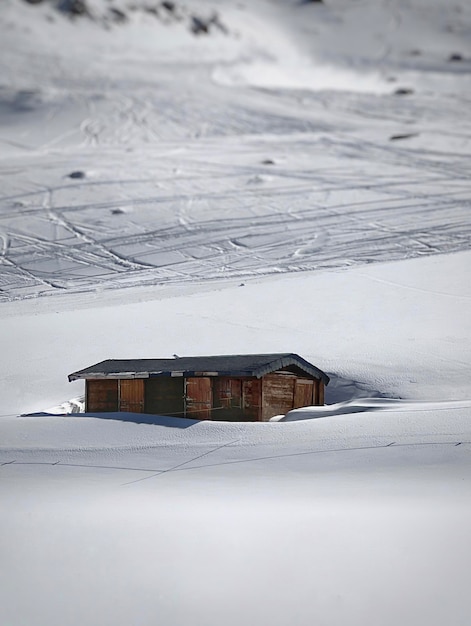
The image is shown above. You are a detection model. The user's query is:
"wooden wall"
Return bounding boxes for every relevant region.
[86,379,144,413]
[261,373,317,421]
[241,379,262,421]
[185,377,212,420]
[86,371,324,419]
[213,378,242,421]
[86,379,118,412]
[145,377,184,416]
[119,379,144,413]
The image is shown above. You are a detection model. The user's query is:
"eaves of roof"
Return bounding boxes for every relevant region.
[68,353,330,385]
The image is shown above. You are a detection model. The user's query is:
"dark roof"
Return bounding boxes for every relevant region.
[68,353,329,385]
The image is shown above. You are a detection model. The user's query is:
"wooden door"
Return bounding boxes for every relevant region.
[242,379,262,421]
[313,379,325,405]
[86,379,118,412]
[212,378,243,420]
[119,379,144,413]
[144,377,184,416]
[261,374,295,421]
[185,377,212,420]
[293,379,314,409]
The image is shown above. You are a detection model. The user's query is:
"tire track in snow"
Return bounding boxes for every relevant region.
[1,126,470,300]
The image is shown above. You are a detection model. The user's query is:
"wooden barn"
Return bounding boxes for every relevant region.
[68,353,329,422]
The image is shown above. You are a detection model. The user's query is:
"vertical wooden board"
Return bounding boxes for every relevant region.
[318,381,325,405]
[242,378,262,421]
[230,379,242,408]
[213,378,231,409]
[86,379,118,412]
[119,379,144,413]
[213,378,243,420]
[186,377,212,420]
[261,373,295,421]
[144,377,184,416]
[293,379,314,409]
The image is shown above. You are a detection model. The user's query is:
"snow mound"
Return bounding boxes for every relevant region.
[273,398,471,421]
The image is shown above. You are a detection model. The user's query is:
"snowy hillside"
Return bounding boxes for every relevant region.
[1,0,470,302]
[1,0,471,625]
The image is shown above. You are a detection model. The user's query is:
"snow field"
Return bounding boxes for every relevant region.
[1,0,471,624]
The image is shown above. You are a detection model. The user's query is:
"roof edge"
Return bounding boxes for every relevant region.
[68,354,330,385]
[253,353,330,385]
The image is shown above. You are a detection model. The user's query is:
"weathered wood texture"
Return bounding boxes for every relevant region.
[119,379,144,413]
[185,377,212,419]
[293,378,314,408]
[242,379,262,421]
[85,371,323,419]
[86,379,118,412]
[145,377,184,416]
[261,373,317,421]
[262,373,295,421]
[213,377,242,421]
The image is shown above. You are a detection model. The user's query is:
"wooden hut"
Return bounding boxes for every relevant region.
[68,353,329,422]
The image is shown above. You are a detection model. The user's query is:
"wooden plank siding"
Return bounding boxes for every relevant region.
[86,379,118,412]
[185,377,212,420]
[119,379,144,413]
[85,371,324,420]
[293,378,314,409]
[261,373,296,421]
[262,373,319,421]
[213,378,244,421]
[242,379,262,421]
[145,377,184,416]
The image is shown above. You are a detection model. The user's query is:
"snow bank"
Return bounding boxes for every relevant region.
[274,398,471,421]
[2,400,471,626]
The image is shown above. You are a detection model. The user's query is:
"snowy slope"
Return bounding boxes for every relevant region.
[1,250,470,416]
[1,1,471,625]
[0,0,470,300]
[2,402,471,626]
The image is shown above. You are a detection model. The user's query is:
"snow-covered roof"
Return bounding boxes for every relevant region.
[68,353,330,385]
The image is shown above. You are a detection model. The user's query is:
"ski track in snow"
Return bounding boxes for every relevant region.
[0,1,470,302]
[1,125,470,301]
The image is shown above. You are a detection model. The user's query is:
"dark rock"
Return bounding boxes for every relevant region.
[261,159,275,165]
[111,208,125,215]
[109,7,127,22]
[191,15,209,35]
[190,12,228,36]
[389,133,419,141]
[58,0,89,17]
[23,0,45,5]
[68,170,86,179]
[448,53,463,62]
[161,1,175,11]
[394,87,414,96]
